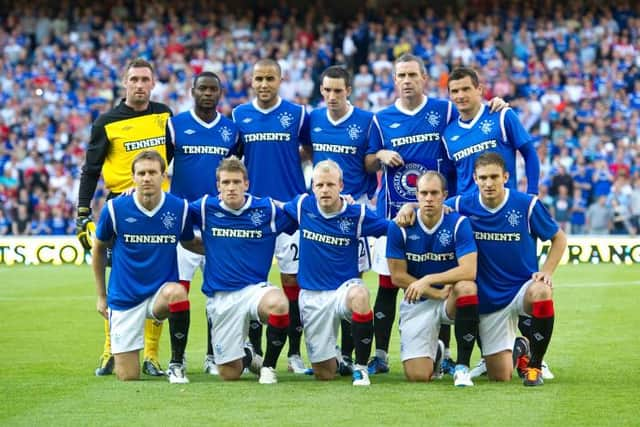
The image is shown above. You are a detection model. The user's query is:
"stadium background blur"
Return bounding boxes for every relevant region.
[0,0,639,237]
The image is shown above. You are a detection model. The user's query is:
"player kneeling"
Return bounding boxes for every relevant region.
[92,151,202,384]
[389,171,479,386]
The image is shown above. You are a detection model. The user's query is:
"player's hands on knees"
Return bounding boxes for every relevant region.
[532,271,553,288]
[487,97,509,112]
[405,282,451,303]
[394,203,417,227]
[76,207,95,251]
[96,295,108,319]
[376,150,404,167]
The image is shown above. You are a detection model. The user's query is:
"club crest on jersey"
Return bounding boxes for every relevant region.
[505,209,523,227]
[337,217,354,233]
[161,212,177,230]
[278,112,294,129]
[437,229,452,247]
[426,110,441,127]
[249,209,266,226]
[219,126,233,142]
[479,119,493,135]
[392,163,429,198]
[347,124,362,140]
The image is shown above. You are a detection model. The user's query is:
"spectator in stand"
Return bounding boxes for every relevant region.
[586,195,613,235]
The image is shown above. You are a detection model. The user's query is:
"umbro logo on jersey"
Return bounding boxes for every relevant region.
[125,217,137,223]
[242,118,253,123]
[408,234,420,240]
[450,135,460,141]
[184,129,196,135]
[214,212,225,218]
[389,123,401,128]
[313,127,322,132]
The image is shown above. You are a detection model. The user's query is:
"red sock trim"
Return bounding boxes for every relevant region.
[352,310,374,323]
[169,300,190,313]
[532,299,554,318]
[268,313,290,328]
[456,295,479,307]
[283,285,300,301]
[379,274,396,289]
[179,280,191,293]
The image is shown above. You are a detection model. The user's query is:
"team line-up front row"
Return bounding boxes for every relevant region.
[93,150,566,387]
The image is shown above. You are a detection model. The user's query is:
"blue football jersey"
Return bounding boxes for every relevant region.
[442,106,531,195]
[386,210,477,291]
[370,97,457,218]
[310,106,377,200]
[96,193,194,310]
[283,194,389,291]
[190,194,297,295]
[232,98,310,200]
[168,110,240,201]
[448,190,559,314]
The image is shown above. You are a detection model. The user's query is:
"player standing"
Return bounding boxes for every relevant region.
[77,58,172,377]
[232,59,311,374]
[310,65,378,373]
[92,151,200,383]
[443,67,551,379]
[167,71,240,375]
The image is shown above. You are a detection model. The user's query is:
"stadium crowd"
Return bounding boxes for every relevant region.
[0,0,639,236]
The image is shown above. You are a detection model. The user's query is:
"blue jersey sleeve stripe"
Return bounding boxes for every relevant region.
[454,215,464,242]
[297,104,305,136]
[499,108,508,143]
[527,196,537,235]
[201,195,208,232]
[269,199,277,233]
[180,199,188,233]
[167,118,176,147]
[356,204,365,238]
[297,193,307,224]
[107,200,117,235]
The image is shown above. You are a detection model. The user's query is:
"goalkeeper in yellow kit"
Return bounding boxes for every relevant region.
[77,58,173,376]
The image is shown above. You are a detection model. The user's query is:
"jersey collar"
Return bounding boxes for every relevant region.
[133,192,165,217]
[478,188,510,213]
[316,195,348,219]
[394,95,427,116]
[457,104,485,129]
[220,194,253,215]
[189,109,221,129]
[417,209,444,234]
[326,104,354,126]
[252,97,282,114]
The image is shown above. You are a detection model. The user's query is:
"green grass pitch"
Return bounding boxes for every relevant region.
[0,263,638,426]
